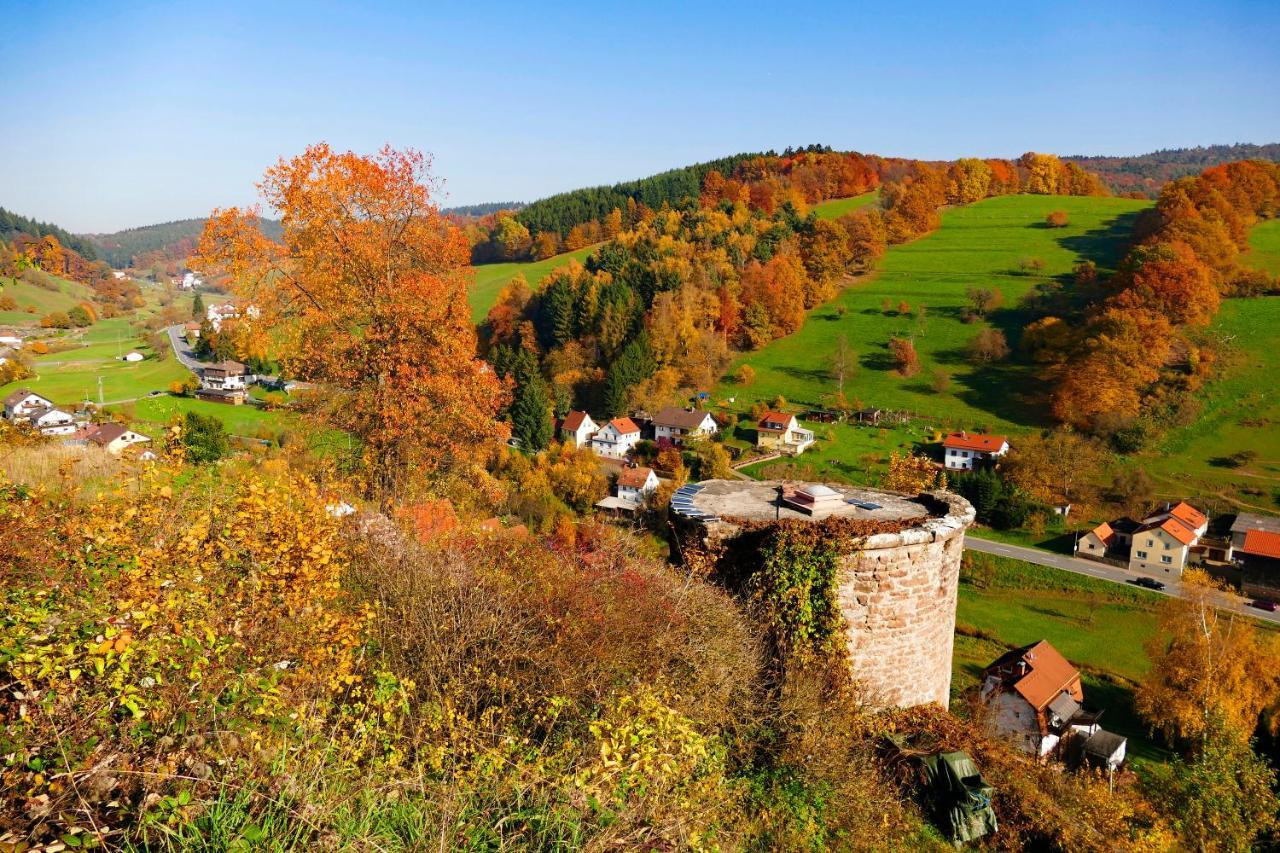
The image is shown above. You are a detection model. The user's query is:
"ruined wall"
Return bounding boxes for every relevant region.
[834,500,972,709]
[677,488,974,711]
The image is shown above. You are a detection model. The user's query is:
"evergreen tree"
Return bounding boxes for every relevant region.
[178,411,229,463]
[510,350,552,451]
[603,333,654,416]
[192,291,205,319]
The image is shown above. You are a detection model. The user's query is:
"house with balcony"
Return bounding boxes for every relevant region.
[652,407,718,446]
[590,417,641,459]
[755,411,815,456]
[942,431,1009,471]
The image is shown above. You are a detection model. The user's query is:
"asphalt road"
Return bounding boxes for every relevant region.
[165,324,207,374]
[965,534,1280,626]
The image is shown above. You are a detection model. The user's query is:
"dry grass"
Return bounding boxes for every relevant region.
[0,441,126,491]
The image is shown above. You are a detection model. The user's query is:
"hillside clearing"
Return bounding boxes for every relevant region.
[468,245,597,321]
[812,190,879,220]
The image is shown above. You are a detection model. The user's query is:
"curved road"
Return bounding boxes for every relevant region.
[165,324,208,374]
[965,534,1279,626]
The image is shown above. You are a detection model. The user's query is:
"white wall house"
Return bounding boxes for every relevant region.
[3,388,54,422]
[591,417,641,459]
[942,431,1010,471]
[202,360,248,391]
[652,407,718,445]
[559,411,598,448]
[84,423,152,455]
[617,466,659,505]
[1129,502,1206,576]
[30,407,78,436]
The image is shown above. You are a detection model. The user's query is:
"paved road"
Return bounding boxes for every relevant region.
[165,324,207,374]
[965,535,1280,626]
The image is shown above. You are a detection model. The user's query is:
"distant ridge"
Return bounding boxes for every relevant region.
[443,202,524,218]
[0,206,98,260]
[86,216,282,269]
[1064,143,1280,196]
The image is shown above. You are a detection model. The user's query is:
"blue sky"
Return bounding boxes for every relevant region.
[3,0,1278,232]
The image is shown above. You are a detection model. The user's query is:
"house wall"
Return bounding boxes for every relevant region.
[1129,527,1188,575]
[986,691,1045,755]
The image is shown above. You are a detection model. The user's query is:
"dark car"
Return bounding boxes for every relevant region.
[1132,577,1167,591]
[1251,599,1278,612]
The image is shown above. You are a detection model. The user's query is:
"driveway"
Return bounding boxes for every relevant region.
[165,324,208,374]
[965,535,1279,626]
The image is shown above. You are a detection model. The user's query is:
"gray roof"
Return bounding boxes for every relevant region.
[1083,729,1127,759]
[1047,691,1081,722]
[1232,512,1280,535]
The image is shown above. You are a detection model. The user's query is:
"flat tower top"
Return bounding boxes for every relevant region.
[672,479,933,524]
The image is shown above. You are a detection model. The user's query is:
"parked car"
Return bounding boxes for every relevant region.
[1131,577,1167,591]
[1250,599,1278,612]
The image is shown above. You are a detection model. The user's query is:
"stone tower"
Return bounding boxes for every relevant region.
[669,480,975,710]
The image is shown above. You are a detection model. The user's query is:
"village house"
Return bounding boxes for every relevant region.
[76,422,152,455]
[202,360,248,391]
[1230,513,1280,599]
[590,416,641,459]
[558,411,598,449]
[617,465,659,505]
[184,321,202,340]
[27,406,79,436]
[206,302,259,332]
[0,335,23,349]
[756,411,816,456]
[3,388,54,422]
[652,406,718,445]
[1075,517,1139,562]
[942,431,1010,471]
[980,641,1125,768]
[1128,501,1207,576]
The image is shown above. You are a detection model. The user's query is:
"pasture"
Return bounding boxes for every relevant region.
[0,274,95,326]
[468,245,597,322]
[812,190,879,220]
[716,194,1150,443]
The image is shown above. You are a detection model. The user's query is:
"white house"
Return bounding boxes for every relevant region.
[559,411,598,448]
[3,388,54,422]
[0,335,23,349]
[29,406,78,436]
[206,302,257,331]
[652,407,718,445]
[616,466,659,505]
[80,423,152,455]
[590,417,641,459]
[942,431,1010,471]
[122,351,145,362]
[202,360,248,391]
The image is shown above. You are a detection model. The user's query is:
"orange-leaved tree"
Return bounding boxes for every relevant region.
[195,144,508,498]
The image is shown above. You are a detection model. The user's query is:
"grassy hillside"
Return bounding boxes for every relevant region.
[812,190,879,220]
[1138,218,1280,509]
[717,194,1149,432]
[0,274,95,326]
[468,244,597,322]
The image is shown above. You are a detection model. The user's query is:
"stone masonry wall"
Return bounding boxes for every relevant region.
[835,520,968,709]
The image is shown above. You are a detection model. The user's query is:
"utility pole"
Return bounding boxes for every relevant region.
[98,376,104,406]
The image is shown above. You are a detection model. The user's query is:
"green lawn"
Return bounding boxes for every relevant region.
[1138,219,1280,510]
[468,245,598,322]
[128,395,293,437]
[812,191,879,220]
[951,554,1171,766]
[718,195,1150,438]
[0,275,95,326]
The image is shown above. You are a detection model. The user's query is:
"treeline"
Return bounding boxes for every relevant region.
[1035,159,1280,442]
[483,152,1106,445]
[0,206,97,260]
[1065,143,1280,198]
[89,216,283,269]
[443,201,525,218]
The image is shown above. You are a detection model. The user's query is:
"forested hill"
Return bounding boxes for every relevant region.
[88,216,283,269]
[444,202,524,218]
[0,207,98,260]
[1064,143,1280,197]
[514,150,776,238]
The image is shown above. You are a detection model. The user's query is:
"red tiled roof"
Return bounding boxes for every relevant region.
[758,411,795,431]
[607,416,640,435]
[618,466,654,488]
[943,431,1008,453]
[1089,522,1115,547]
[1168,501,1206,531]
[561,410,592,431]
[1139,515,1198,546]
[987,640,1081,711]
[1243,530,1280,560]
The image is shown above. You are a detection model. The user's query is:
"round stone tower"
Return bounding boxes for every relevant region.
[669,479,975,710]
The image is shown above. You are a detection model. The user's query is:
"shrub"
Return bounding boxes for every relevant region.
[1045,210,1069,228]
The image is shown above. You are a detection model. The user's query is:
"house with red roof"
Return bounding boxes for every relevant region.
[1128,501,1208,576]
[558,410,598,449]
[942,431,1009,471]
[755,411,815,456]
[1230,513,1280,599]
[590,417,641,459]
[980,640,1124,767]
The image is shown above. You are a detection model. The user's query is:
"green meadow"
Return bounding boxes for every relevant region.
[812,190,879,220]
[1139,218,1280,509]
[468,244,597,322]
[714,194,1150,445]
[0,274,95,326]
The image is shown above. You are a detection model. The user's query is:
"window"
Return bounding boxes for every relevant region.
[1161,555,1172,564]
[1136,550,1148,559]
[1146,539,1154,548]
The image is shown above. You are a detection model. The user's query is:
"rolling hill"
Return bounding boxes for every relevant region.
[87,217,283,269]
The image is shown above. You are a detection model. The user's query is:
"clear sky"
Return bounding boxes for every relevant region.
[4,0,1278,232]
